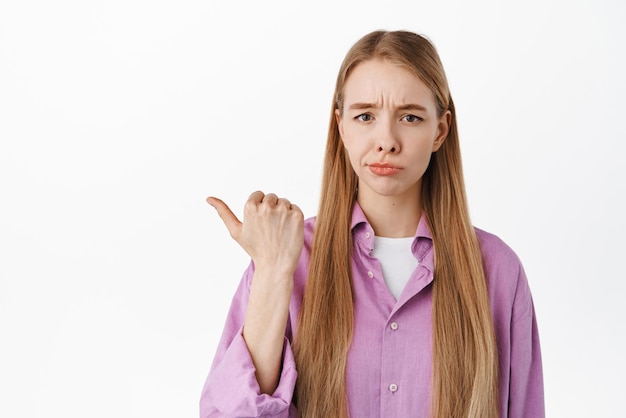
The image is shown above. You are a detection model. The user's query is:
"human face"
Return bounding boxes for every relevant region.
[336,59,450,204]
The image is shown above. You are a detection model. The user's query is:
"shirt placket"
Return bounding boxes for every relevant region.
[380,312,404,416]
[358,227,407,416]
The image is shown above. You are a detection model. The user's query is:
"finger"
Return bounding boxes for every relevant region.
[276,197,291,208]
[248,190,265,204]
[289,203,304,215]
[262,193,279,206]
[206,196,242,239]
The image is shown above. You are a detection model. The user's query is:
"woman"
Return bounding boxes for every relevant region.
[200,30,544,418]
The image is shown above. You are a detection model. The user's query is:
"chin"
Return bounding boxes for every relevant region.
[360,179,420,200]
[368,186,415,199]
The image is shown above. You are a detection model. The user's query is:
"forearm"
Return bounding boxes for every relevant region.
[243,267,294,394]
[206,192,302,396]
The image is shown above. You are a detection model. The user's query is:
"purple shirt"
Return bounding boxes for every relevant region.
[200,204,544,417]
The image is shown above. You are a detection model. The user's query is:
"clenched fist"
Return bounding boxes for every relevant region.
[206,191,304,278]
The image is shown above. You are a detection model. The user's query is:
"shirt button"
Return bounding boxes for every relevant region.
[390,322,398,330]
[389,383,398,393]
[367,271,374,278]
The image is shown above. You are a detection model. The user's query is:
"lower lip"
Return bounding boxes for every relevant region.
[369,165,401,176]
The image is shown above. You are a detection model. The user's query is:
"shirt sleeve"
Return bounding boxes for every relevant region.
[507,265,545,418]
[199,264,298,418]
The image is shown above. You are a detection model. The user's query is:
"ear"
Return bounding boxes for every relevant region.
[432,110,451,152]
[335,109,345,143]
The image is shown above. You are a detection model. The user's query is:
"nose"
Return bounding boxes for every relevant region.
[375,119,399,153]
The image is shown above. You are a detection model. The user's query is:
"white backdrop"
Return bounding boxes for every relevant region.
[1,1,625,417]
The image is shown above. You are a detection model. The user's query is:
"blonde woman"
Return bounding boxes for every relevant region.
[200,30,544,418]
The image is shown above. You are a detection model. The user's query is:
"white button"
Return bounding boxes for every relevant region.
[365,232,371,238]
[390,322,398,330]
[367,271,374,278]
[389,383,398,392]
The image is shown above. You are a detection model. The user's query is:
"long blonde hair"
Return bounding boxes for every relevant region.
[293,30,499,418]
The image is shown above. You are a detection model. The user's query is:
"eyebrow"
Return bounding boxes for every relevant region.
[347,102,428,112]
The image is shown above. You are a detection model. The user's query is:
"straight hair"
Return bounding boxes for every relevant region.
[293,30,499,418]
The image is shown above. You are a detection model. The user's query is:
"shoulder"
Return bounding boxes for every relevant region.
[294,215,317,271]
[303,216,317,247]
[474,227,534,321]
[304,215,316,233]
[288,216,317,303]
[474,227,522,273]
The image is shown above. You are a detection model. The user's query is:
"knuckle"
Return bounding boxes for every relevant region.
[244,199,257,211]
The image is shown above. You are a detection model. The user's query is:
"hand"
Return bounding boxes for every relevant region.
[206,191,304,277]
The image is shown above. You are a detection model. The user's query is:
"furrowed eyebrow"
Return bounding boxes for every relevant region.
[348,102,377,110]
[397,103,428,112]
[347,102,428,112]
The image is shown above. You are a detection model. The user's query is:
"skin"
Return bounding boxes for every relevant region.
[336,58,451,237]
[207,193,303,394]
[207,58,450,394]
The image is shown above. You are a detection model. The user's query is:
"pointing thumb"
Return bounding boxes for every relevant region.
[206,196,242,240]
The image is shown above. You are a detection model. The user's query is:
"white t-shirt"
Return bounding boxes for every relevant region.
[371,236,419,300]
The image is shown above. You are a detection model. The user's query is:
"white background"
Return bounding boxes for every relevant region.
[1,0,624,417]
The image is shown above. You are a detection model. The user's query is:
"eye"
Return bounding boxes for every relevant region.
[355,113,373,122]
[402,114,422,123]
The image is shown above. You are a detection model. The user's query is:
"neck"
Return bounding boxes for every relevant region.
[357,186,422,238]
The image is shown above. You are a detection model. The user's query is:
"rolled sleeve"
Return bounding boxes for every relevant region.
[201,329,297,417]
[200,265,298,417]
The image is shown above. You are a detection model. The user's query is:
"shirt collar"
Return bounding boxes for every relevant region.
[351,200,435,269]
[350,201,433,240]
[350,201,369,230]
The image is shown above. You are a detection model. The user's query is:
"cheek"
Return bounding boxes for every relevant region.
[408,143,436,172]
[342,140,363,171]
[344,146,359,169]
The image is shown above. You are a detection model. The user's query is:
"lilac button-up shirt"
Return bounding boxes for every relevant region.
[200,204,544,417]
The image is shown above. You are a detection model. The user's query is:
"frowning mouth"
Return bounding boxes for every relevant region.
[368,163,401,176]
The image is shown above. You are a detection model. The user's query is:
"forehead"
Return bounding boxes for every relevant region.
[342,59,435,107]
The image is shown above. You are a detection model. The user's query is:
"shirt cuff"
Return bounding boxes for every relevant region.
[201,327,297,417]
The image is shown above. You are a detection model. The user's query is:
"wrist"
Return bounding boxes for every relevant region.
[253,261,297,281]
[251,265,294,291]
